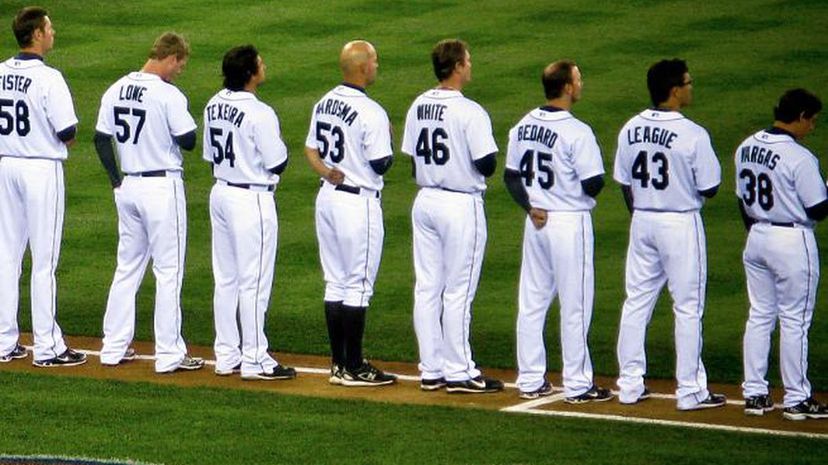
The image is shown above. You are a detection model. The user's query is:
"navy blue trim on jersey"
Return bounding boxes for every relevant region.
[15,52,43,61]
[766,126,797,139]
[56,125,76,143]
[340,82,367,95]
[539,105,565,113]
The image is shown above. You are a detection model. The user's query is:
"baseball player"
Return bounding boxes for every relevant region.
[0,7,86,367]
[737,89,828,420]
[505,61,612,403]
[304,40,396,387]
[402,39,502,393]
[94,32,203,373]
[204,45,295,381]
[614,59,726,410]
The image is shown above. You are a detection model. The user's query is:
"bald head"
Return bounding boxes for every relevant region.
[340,40,378,87]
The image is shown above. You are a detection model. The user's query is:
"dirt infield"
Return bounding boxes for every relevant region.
[2,334,827,439]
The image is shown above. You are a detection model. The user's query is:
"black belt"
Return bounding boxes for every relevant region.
[331,183,380,199]
[770,222,795,228]
[228,181,274,192]
[129,170,170,177]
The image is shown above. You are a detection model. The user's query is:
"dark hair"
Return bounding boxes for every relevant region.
[774,88,822,123]
[542,60,576,100]
[13,6,48,48]
[223,45,259,91]
[647,59,689,106]
[431,39,467,81]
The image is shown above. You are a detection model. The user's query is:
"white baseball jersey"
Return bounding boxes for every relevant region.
[0,54,77,361]
[735,129,827,227]
[404,88,497,383]
[204,88,288,377]
[96,72,196,173]
[402,89,498,192]
[508,107,604,397]
[204,89,288,186]
[99,71,195,372]
[307,84,390,310]
[506,107,604,211]
[736,128,826,407]
[0,56,77,159]
[615,109,720,410]
[305,84,392,190]
[614,109,721,211]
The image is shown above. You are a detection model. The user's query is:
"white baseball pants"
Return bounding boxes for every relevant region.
[0,157,68,360]
[314,183,384,308]
[100,175,189,372]
[210,183,279,376]
[516,211,594,397]
[412,188,486,382]
[742,223,818,407]
[617,210,710,409]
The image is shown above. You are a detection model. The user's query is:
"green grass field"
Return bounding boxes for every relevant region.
[2,0,827,463]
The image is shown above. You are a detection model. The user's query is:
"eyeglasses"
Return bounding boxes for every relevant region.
[680,79,694,86]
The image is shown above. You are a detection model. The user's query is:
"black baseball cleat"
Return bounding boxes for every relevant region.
[446,376,504,394]
[33,348,88,367]
[420,377,447,391]
[519,380,554,400]
[0,344,27,363]
[215,362,242,376]
[679,393,727,411]
[340,360,397,386]
[783,398,828,421]
[329,364,344,385]
[564,385,614,404]
[241,365,297,381]
[744,394,774,416]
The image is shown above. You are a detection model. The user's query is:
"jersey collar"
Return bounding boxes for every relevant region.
[539,105,565,112]
[219,89,257,101]
[340,82,367,95]
[766,126,796,140]
[640,108,685,121]
[15,52,44,62]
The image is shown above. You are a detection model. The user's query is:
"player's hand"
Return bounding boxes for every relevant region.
[529,208,547,229]
[326,168,345,185]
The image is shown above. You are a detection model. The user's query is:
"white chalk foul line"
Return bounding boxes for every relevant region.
[499,405,828,440]
[22,346,828,440]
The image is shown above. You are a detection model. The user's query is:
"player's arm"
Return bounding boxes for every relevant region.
[737,199,756,231]
[370,156,393,175]
[93,131,122,189]
[620,184,634,213]
[304,147,344,185]
[57,125,77,146]
[805,198,828,221]
[174,130,197,151]
[504,168,531,212]
[473,152,497,177]
[698,185,719,199]
[581,175,604,198]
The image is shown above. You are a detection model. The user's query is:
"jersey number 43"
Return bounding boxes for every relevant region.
[631,150,669,190]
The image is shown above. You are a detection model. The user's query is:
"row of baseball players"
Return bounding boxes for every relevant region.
[0,8,825,421]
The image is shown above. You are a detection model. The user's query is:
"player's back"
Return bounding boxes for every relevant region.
[97,72,193,173]
[0,56,76,160]
[614,109,720,212]
[306,84,391,190]
[402,89,496,193]
[735,129,826,227]
[507,108,603,211]
[203,89,286,187]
